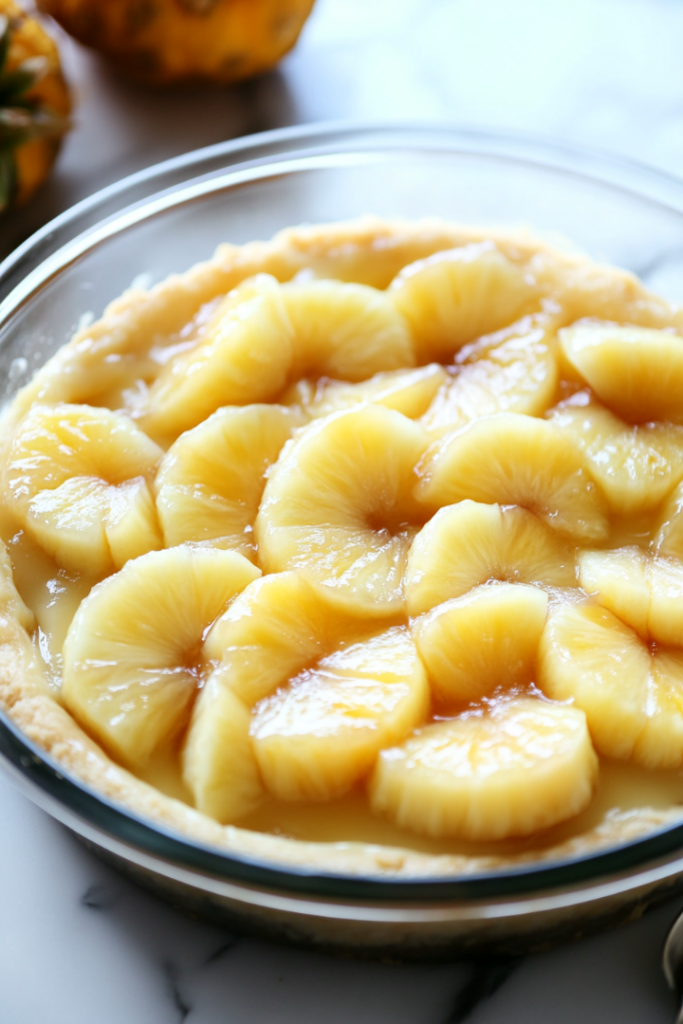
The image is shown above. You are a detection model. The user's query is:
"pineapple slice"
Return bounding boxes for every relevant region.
[578,547,683,646]
[644,650,683,769]
[3,403,163,577]
[656,482,683,559]
[648,558,683,647]
[251,626,429,803]
[137,275,293,443]
[578,548,649,638]
[255,405,429,616]
[421,316,559,435]
[139,275,416,443]
[389,243,540,362]
[282,363,447,421]
[103,477,163,571]
[281,279,415,380]
[184,571,328,821]
[201,572,335,707]
[412,583,548,706]
[549,391,683,515]
[155,404,303,557]
[61,547,260,768]
[559,322,683,424]
[539,601,683,767]
[183,572,428,820]
[539,604,646,762]
[369,697,597,840]
[416,412,609,542]
[182,682,264,825]
[406,500,576,617]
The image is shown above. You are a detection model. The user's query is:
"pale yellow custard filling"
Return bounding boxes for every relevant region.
[2,217,683,877]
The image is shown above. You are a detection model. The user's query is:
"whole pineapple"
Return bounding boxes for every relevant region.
[36,0,315,86]
[0,0,71,213]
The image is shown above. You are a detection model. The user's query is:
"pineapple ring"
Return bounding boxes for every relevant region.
[549,391,683,516]
[412,582,549,706]
[3,403,163,577]
[61,546,261,768]
[416,412,610,542]
[155,403,304,558]
[539,602,683,769]
[578,547,683,646]
[136,275,293,443]
[369,697,598,840]
[560,322,683,425]
[389,242,540,362]
[421,314,559,436]
[406,500,576,618]
[251,626,430,804]
[138,275,415,443]
[255,404,430,616]
[281,280,415,379]
[282,363,447,422]
[183,572,429,822]
[407,503,567,705]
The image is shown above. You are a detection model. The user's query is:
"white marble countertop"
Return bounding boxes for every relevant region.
[1,768,681,1024]
[3,0,683,1020]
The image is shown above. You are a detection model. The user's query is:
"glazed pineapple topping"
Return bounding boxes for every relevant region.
[5,220,683,857]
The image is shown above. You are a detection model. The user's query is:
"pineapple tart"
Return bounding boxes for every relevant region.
[3,216,683,877]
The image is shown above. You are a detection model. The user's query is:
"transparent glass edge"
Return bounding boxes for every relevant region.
[4,121,683,304]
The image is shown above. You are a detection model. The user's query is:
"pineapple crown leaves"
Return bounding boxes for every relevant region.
[0,14,69,213]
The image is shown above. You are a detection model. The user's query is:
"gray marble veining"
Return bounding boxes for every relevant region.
[1,751,680,1024]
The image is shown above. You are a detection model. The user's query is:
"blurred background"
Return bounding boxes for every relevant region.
[3,0,682,260]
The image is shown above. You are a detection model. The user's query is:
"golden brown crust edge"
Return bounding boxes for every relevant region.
[1,217,683,879]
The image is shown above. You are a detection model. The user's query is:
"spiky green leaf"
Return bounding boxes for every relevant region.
[0,56,49,104]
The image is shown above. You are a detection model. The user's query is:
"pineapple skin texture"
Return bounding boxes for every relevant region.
[36,0,316,85]
[1,0,71,207]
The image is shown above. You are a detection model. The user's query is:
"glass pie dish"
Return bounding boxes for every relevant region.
[3,123,683,959]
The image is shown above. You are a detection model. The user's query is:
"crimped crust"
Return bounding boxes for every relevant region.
[2,217,683,879]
